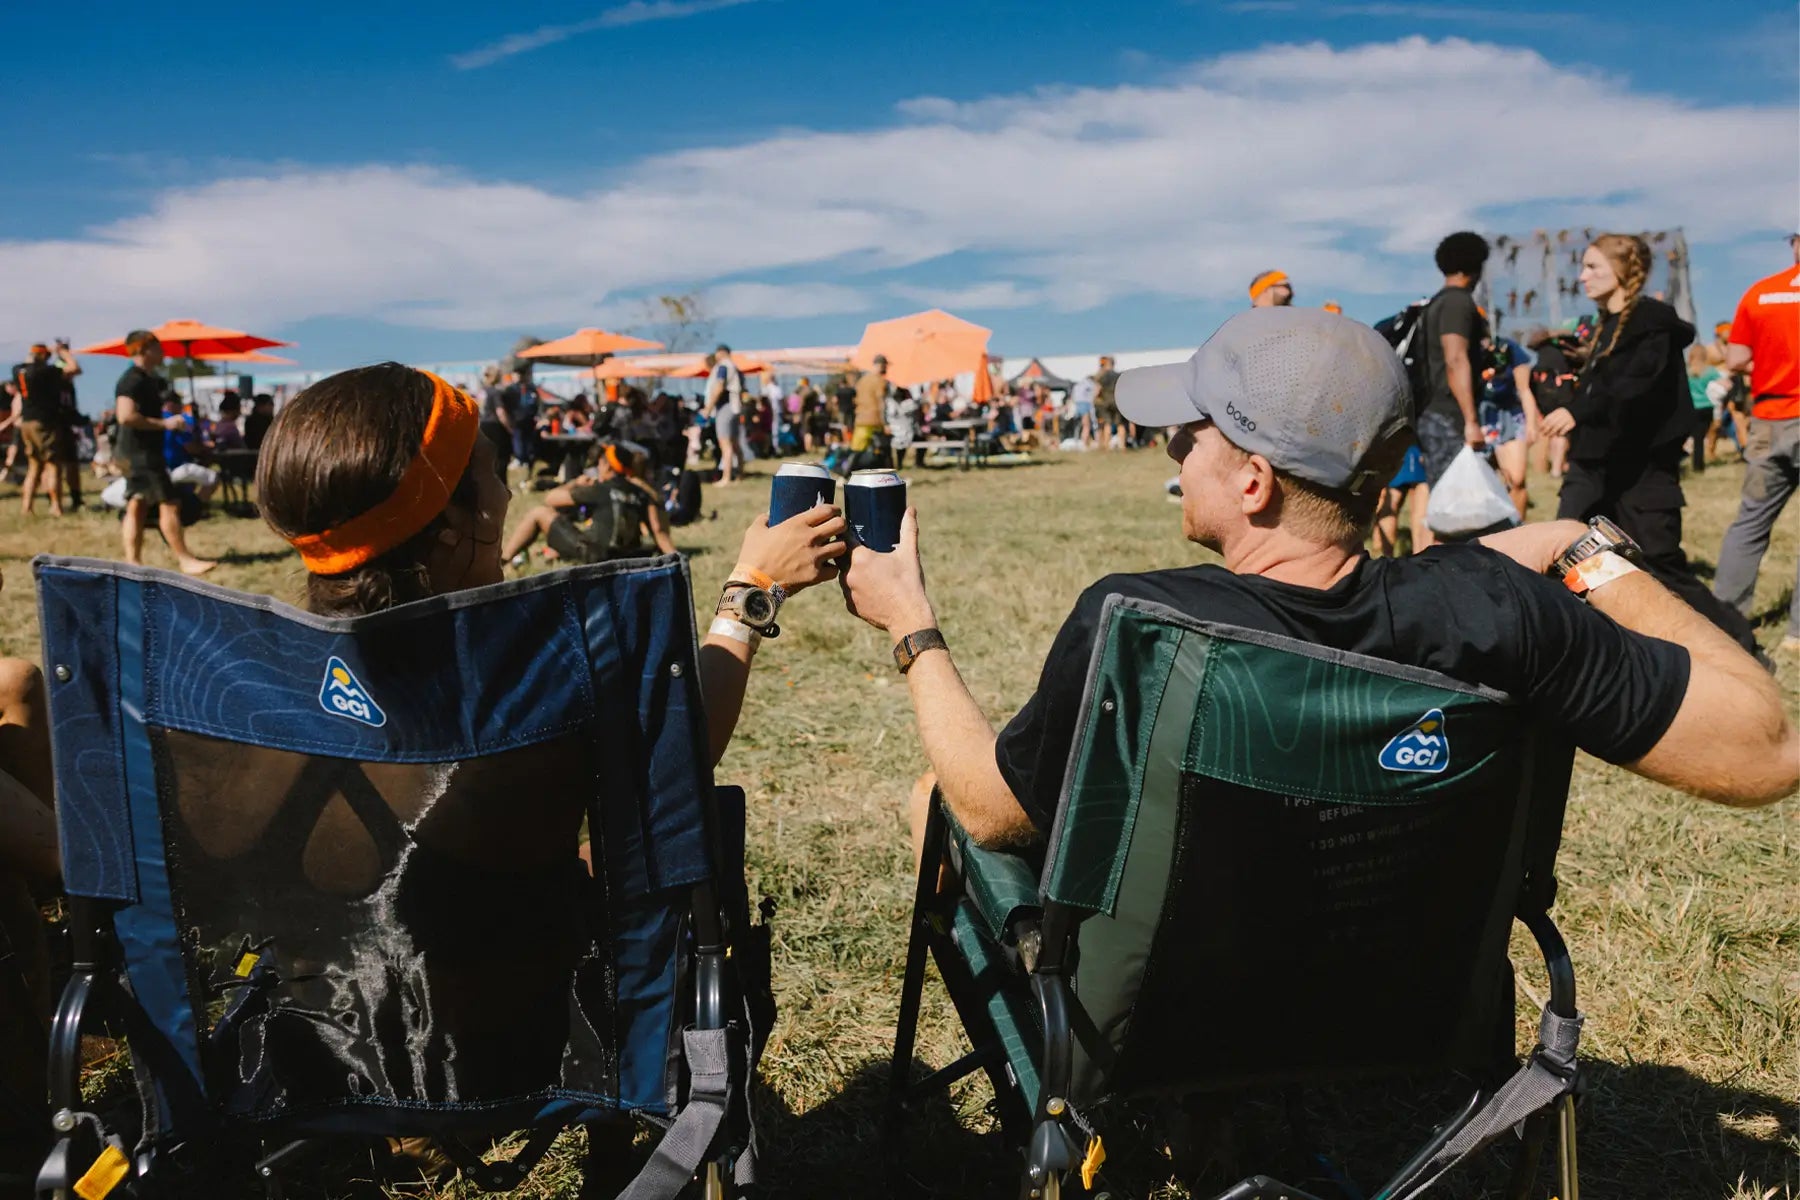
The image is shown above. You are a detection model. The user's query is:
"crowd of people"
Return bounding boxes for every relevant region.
[0,226,1796,1193]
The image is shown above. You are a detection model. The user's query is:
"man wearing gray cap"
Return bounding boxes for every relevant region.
[841,308,1795,853]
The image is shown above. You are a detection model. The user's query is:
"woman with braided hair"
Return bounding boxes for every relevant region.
[1539,234,1758,651]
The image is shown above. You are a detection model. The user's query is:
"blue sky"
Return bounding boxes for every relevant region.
[2,0,1795,376]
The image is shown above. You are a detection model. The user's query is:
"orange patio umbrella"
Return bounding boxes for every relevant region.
[971,355,996,405]
[853,309,991,389]
[520,328,667,392]
[199,350,296,365]
[78,319,290,359]
[78,319,293,403]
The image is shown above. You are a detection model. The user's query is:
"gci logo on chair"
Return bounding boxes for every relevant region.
[1378,707,1448,773]
[319,656,387,728]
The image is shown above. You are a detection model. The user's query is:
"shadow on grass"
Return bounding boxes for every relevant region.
[1752,585,1793,629]
[751,1061,1016,1199]
[744,1056,1797,1200]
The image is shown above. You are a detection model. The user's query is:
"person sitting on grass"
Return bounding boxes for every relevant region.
[500,441,677,567]
[837,307,1795,862]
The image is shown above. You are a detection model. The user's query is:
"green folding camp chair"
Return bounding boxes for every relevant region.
[892,595,1582,1199]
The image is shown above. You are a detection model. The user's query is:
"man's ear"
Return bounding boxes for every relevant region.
[1239,454,1278,518]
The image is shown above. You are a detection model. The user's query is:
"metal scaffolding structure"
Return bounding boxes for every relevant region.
[1476,227,1693,338]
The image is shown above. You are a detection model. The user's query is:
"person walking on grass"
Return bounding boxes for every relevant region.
[834,307,1794,865]
[1712,234,1800,654]
[706,344,746,486]
[1415,232,1492,486]
[112,331,216,576]
[10,340,81,517]
[1537,234,1757,653]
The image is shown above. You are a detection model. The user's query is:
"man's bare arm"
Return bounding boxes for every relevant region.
[1483,520,1796,805]
[116,393,171,431]
[1439,334,1477,421]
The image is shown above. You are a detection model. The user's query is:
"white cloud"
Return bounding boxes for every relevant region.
[889,281,1045,310]
[5,37,1794,351]
[450,0,758,70]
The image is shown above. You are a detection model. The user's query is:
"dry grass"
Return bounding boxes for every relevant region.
[3,447,1794,1199]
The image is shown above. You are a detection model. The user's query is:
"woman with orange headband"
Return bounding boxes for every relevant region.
[260,362,846,763]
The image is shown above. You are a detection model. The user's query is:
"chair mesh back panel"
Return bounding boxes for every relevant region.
[1047,598,1546,1102]
[1108,767,1518,1095]
[35,555,716,1139]
[154,728,619,1117]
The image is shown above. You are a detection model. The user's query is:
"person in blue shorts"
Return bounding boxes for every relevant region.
[1480,331,1540,519]
[1374,442,1430,554]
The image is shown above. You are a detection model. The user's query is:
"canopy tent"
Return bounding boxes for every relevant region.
[853,309,991,389]
[667,357,766,379]
[1008,358,1073,391]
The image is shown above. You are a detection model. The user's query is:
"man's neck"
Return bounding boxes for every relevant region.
[1442,273,1475,290]
[1221,529,1362,590]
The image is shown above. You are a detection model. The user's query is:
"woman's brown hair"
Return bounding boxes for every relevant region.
[1579,233,1652,370]
[257,363,482,616]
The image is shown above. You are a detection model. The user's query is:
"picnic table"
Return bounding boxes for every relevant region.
[920,417,990,471]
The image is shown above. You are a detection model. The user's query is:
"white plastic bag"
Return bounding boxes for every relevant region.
[1426,446,1518,536]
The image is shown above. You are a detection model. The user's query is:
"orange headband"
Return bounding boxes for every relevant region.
[1249,270,1288,300]
[286,371,480,576]
[604,443,627,476]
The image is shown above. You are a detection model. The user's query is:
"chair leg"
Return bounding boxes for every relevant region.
[1555,1093,1578,1200]
[889,794,950,1113]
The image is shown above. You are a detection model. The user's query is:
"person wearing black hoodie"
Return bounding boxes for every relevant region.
[1539,234,1758,651]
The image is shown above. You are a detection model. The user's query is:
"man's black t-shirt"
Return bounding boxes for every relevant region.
[245,410,273,449]
[12,363,67,426]
[995,545,1690,834]
[1420,285,1485,422]
[113,366,169,474]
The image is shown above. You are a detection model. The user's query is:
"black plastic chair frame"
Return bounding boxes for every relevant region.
[38,883,749,1198]
[891,791,1581,1200]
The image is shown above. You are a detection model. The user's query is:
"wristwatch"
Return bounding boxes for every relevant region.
[1549,516,1643,599]
[716,581,782,638]
[893,628,948,674]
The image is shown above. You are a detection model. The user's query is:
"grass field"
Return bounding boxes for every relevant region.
[3,445,1795,1199]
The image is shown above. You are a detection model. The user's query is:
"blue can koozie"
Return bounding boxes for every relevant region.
[844,470,906,552]
[769,462,836,526]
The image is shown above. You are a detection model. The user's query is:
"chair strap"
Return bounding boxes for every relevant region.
[1389,1006,1583,1199]
[614,1026,745,1200]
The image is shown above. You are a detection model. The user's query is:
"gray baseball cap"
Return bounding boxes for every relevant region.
[1115,307,1413,495]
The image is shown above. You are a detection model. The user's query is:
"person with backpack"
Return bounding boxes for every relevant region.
[706,344,746,486]
[1413,232,1492,485]
[501,441,677,566]
[1537,233,1758,653]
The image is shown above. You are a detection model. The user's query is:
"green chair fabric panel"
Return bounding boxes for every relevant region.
[945,808,1043,945]
[949,901,1043,1112]
[1043,600,1190,916]
[1191,631,1523,804]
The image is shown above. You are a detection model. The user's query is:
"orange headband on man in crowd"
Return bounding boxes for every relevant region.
[1249,270,1289,301]
[286,371,480,576]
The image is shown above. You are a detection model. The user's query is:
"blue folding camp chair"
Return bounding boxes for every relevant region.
[893,595,1583,1199]
[31,554,763,1199]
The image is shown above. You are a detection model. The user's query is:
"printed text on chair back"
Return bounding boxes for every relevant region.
[34,556,715,1140]
[1046,597,1552,1102]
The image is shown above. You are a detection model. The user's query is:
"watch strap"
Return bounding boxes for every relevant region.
[1562,549,1640,599]
[893,628,948,674]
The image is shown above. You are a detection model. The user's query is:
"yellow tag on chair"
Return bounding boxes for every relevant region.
[234,952,260,978]
[74,1144,130,1199]
[1080,1134,1106,1190]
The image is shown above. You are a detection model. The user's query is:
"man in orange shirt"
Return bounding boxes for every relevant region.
[1714,235,1800,652]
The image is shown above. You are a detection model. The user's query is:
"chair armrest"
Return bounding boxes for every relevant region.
[941,801,1043,945]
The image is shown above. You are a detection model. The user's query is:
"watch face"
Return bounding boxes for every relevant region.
[742,590,775,625]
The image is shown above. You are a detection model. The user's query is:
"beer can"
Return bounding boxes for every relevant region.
[769,462,836,526]
[844,470,907,553]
